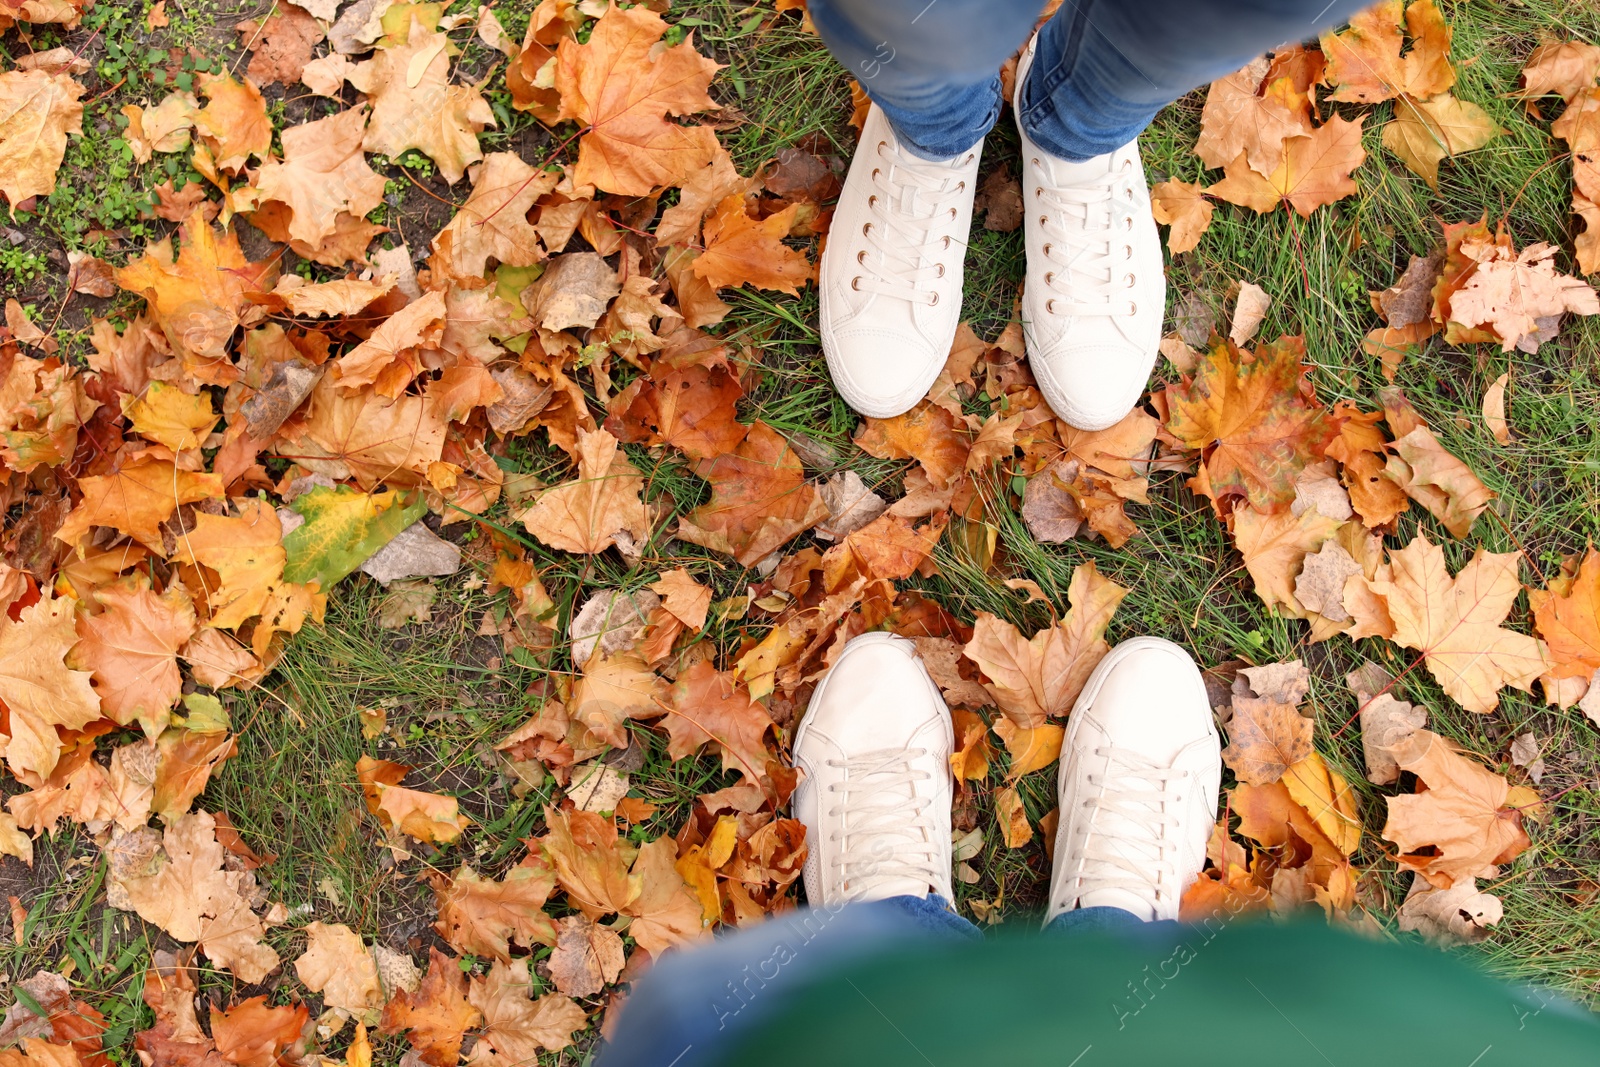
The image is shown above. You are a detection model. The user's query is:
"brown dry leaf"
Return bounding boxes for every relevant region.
[1382,729,1532,888]
[950,707,993,782]
[962,562,1128,728]
[469,959,587,1062]
[108,810,280,982]
[191,73,272,173]
[433,862,558,961]
[1482,371,1511,445]
[0,68,85,208]
[294,922,383,1022]
[1386,422,1495,539]
[1320,0,1455,104]
[358,757,469,849]
[1373,536,1550,713]
[676,421,828,566]
[622,836,707,955]
[0,593,102,779]
[570,650,666,748]
[73,581,195,738]
[350,15,496,184]
[548,914,625,998]
[255,106,386,248]
[553,4,721,194]
[1281,751,1362,856]
[1194,56,1311,173]
[333,288,447,395]
[665,661,775,780]
[1530,547,1600,681]
[1165,335,1336,513]
[605,364,747,461]
[539,807,643,918]
[995,785,1032,848]
[1149,180,1213,254]
[1445,240,1599,351]
[1516,39,1600,104]
[1233,503,1342,619]
[1229,281,1272,345]
[380,947,482,1067]
[1398,875,1503,944]
[1221,668,1314,785]
[1206,116,1367,218]
[431,152,555,279]
[151,728,236,821]
[1293,540,1364,622]
[855,402,971,491]
[210,996,308,1067]
[237,5,324,86]
[649,568,712,631]
[1383,92,1502,189]
[691,195,816,295]
[519,428,651,556]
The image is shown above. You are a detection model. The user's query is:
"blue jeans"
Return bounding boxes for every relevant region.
[597,897,1154,1067]
[809,0,1375,160]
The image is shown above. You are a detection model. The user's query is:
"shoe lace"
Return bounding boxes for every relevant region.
[825,747,942,899]
[1075,745,1184,915]
[852,140,973,306]
[1036,157,1140,318]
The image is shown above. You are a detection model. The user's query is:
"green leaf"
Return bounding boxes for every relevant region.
[282,486,427,589]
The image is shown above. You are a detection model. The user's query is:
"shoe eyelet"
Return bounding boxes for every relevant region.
[878,140,888,150]
[857,250,867,265]
[1122,160,1133,171]
[956,180,966,191]
[872,168,881,181]
[1124,244,1133,259]
[1045,271,1054,284]
[1123,187,1135,198]
[1035,186,1043,198]
[862,222,873,236]
[1046,298,1057,314]
[928,293,940,306]
[1043,242,1052,255]
[1038,214,1048,226]
[941,235,951,249]
[948,207,958,219]
[1031,157,1040,167]
[851,276,862,291]
[936,263,946,277]
[1128,301,1137,315]
[867,194,878,208]
[1125,273,1136,288]
[1123,217,1134,231]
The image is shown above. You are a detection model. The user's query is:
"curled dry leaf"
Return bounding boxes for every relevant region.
[1482,371,1510,445]
[1149,180,1213,254]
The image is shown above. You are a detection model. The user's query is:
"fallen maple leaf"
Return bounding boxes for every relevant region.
[380,947,482,1067]
[1445,239,1600,351]
[1382,728,1532,888]
[294,922,384,1023]
[74,582,196,740]
[1517,39,1600,104]
[1383,92,1502,188]
[1206,116,1367,217]
[855,401,971,491]
[469,959,587,1062]
[962,562,1128,728]
[254,105,386,248]
[432,862,558,961]
[621,835,706,954]
[548,913,625,997]
[237,5,323,86]
[191,72,271,174]
[108,810,281,982]
[1320,0,1455,104]
[1531,547,1600,681]
[0,592,101,778]
[570,649,666,747]
[1165,335,1336,513]
[356,755,469,848]
[553,3,721,195]
[538,807,642,917]
[605,364,747,460]
[1221,661,1315,785]
[1149,180,1213,254]
[210,996,308,1067]
[665,660,775,780]
[0,67,84,207]
[691,195,816,295]
[1372,535,1550,713]
[519,428,651,556]
[1232,503,1343,616]
[676,421,828,566]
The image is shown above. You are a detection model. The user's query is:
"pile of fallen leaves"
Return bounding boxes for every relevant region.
[0,0,1597,1062]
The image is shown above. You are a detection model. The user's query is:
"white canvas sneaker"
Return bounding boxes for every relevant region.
[819,104,981,418]
[1014,38,1166,431]
[1045,637,1221,924]
[792,633,955,907]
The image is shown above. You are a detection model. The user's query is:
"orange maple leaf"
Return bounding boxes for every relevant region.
[1206,115,1367,218]
[1165,335,1336,513]
[380,948,482,1067]
[1531,547,1600,681]
[74,580,196,738]
[553,3,722,195]
[676,421,828,566]
[664,660,775,780]
[691,195,816,296]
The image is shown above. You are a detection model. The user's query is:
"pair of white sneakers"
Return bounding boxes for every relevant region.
[821,39,1165,429]
[793,633,1221,923]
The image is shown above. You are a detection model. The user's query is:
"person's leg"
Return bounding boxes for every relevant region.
[1044,636,1222,924]
[1023,0,1376,162]
[599,633,967,1067]
[1013,0,1373,432]
[808,1,1043,421]
[596,895,977,1067]
[807,0,1042,160]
